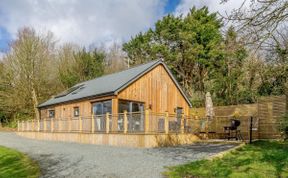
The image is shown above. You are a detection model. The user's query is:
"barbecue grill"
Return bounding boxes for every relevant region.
[224,119,243,141]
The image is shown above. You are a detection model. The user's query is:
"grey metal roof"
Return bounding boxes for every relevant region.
[38,60,192,108]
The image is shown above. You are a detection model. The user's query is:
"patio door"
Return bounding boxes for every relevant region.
[118,100,144,132]
[92,100,112,131]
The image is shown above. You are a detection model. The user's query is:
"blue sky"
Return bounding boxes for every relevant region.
[0,0,244,52]
[165,0,181,14]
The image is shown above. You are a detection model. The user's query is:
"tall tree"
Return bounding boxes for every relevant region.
[123,7,223,99]
[58,47,105,88]
[0,27,58,120]
[211,26,248,105]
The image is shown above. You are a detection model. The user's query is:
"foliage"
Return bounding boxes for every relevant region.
[165,140,288,178]
[0,27,59,121]
[58,47,105,88]
[0,28,115,124]
[210,26,249,105]
[0,146,40,178]
[279,112,288,141]
[124,7,223,99]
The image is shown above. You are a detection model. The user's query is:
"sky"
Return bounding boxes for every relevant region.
[0,0,246,53]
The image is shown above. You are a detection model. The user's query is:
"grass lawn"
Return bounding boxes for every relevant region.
[165,141,288,178]
[0,146,40,178]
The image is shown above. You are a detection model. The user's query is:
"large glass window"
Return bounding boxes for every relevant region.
[92,100,112,115]
[118,100,144,113]
[92,100,112,131]
[118,100,144,132]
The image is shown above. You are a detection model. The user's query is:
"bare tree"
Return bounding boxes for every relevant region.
[223,0,288,48]
[105,43,127,74]
[0,27,58,120]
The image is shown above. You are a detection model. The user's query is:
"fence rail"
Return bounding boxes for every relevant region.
[18,111,281,140]
[18,111,194,134]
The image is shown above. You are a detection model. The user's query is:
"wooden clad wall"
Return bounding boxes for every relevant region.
[40,64,191,118]
[118,64,190,115]
[40,96,116,119]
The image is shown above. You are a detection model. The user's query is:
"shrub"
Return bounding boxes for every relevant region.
[279,112,288,141]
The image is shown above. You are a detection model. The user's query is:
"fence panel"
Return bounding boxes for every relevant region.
[128,112,144,133]
[82,116,92,132]
[94,115,106,132]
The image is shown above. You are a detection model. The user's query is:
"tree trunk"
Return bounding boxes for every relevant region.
[31,86,40,120]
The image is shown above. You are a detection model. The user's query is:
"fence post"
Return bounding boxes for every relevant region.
[57,118,60,132]
[165,112,169,134]
[180,113,185,134]
[22,121,24,131]
[249,116,253,144]
[17,120,19,132]
[44,119,46,132]
[106,112,110,134]
[34,120,36,131]
[51,118,54,132]
[124,110,128,134]
[37,119,40,132]
[79,116,82,133]
[144,109,150,133]
[91,113,95,133]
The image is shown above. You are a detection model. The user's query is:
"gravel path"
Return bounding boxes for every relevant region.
[0,132,237,178]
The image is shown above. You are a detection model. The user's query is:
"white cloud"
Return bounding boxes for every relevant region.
[0,0,250,48]
[0,0,165,47]
[174,0,249,16]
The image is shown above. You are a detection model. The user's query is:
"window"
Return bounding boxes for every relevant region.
[48,110,55,118]
[54,84,85,98]
[118,100,144,132]
[118,100,144,113]
[74,107,80,117]
[92,100,112,115]
[92,100,112,131]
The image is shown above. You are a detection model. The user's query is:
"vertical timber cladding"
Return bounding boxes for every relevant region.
[258,95,287,139]
[40,96,116,119]
[118,64,190,115]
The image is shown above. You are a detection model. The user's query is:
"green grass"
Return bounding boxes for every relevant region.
[0,146,40,178]
[165,141,288,178]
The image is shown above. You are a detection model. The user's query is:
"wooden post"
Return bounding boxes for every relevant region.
[59,118,62,132]
[124,110,128,134]
[106,112,110,133]
[249,117,253,144]
[22,121,24,131]
[37,119,40,132]
[44,119,47,132]
[51,118,54,132]
[69,118,72,132]
[112,98,118,132]
[180,113,185,134]
[17,120,19,132]
[165,112,169,134]
[91,113,95,133]
[79,116,82,133]
[34,120,36,131]
[144,109,150,133]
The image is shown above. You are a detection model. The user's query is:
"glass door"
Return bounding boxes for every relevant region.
[92,100,112,131]
[118,100,144,132]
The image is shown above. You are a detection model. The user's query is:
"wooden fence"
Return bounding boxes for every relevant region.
[18,111,194,134]
[19,95,287,140]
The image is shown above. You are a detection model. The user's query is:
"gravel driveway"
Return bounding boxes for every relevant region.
[0,132,237,178]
